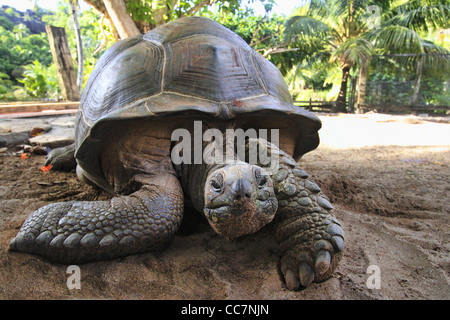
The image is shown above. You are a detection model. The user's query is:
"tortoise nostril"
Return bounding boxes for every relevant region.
[232,179,252,202]
[235,193,251,201]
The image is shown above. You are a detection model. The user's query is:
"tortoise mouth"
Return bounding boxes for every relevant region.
[204,196,277,239]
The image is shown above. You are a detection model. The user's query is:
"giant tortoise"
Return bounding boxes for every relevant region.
[10,16,344,290]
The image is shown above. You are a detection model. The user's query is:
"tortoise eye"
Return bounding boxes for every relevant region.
[210,174,223,192]
[254,169,267,187]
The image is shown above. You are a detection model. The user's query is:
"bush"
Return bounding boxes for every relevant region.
[0,71,17,101]
[17,61,60,99]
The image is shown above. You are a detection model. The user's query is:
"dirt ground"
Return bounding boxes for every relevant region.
[0,113,448,300]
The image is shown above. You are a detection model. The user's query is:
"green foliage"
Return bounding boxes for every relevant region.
[366,52,449,106]
[0,3,115,100]
[18,60,60,99]
[124,0,274,28]
[283,0,449,106]
[0,16,14,31]
[126,0,158,25]
[4,7,20,18]
[1,0,447,108]
[0,72,16,101]
[0,24,52,85]
[42,3,114,88]
[0,6,53,91]
[385,0,449,33]
[285,0,379,71]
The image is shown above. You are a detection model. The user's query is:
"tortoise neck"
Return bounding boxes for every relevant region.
[173,129,238,213]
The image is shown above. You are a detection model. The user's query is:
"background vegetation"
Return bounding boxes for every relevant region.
[0,0,448,112]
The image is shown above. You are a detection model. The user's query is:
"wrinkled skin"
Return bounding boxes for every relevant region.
[204,162,277,239]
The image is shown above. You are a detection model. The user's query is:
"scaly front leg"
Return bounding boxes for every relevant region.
[246,139,344,290]
[9,174,184,264]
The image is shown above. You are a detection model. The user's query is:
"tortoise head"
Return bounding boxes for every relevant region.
[203,161,278,239]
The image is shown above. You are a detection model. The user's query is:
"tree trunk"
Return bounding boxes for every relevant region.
[102,0,140,39]
[356,59,369,112]
[83,0,120,40]
[334,66,350,113]
[153,0,167,26]
[410,54,423,105]
[348,76,357,113]
[70,2,83,95]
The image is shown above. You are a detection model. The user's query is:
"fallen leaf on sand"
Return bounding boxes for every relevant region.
[40,164,52,172]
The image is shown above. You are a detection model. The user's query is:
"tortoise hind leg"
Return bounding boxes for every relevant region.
[9,174,184,264]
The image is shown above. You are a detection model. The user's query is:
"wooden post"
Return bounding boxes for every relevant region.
[46,25,80,101]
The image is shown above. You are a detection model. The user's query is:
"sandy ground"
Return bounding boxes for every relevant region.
[0,113,448,300]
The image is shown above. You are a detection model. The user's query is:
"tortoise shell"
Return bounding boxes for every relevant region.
[74,16,321,188]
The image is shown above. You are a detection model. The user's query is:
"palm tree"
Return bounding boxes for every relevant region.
[367,0,449,105]
[285,0,375,112]
[284,0,449,112]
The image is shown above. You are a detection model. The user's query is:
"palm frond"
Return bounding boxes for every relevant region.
[420,39,450,71]
[310,51,334,66]
[368,24,449,70]
[332,37,374,68]
[328,0,369,20]
[386,0,449,31]
[285,63,314,91]
[369,25,423,53]
[305,0,331,17]
[283,15,331,42]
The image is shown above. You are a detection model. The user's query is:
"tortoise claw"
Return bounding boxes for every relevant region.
[298,262,314,287]
[315,250,331,276]
[280,217,344,290]
[285,269,300,291]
